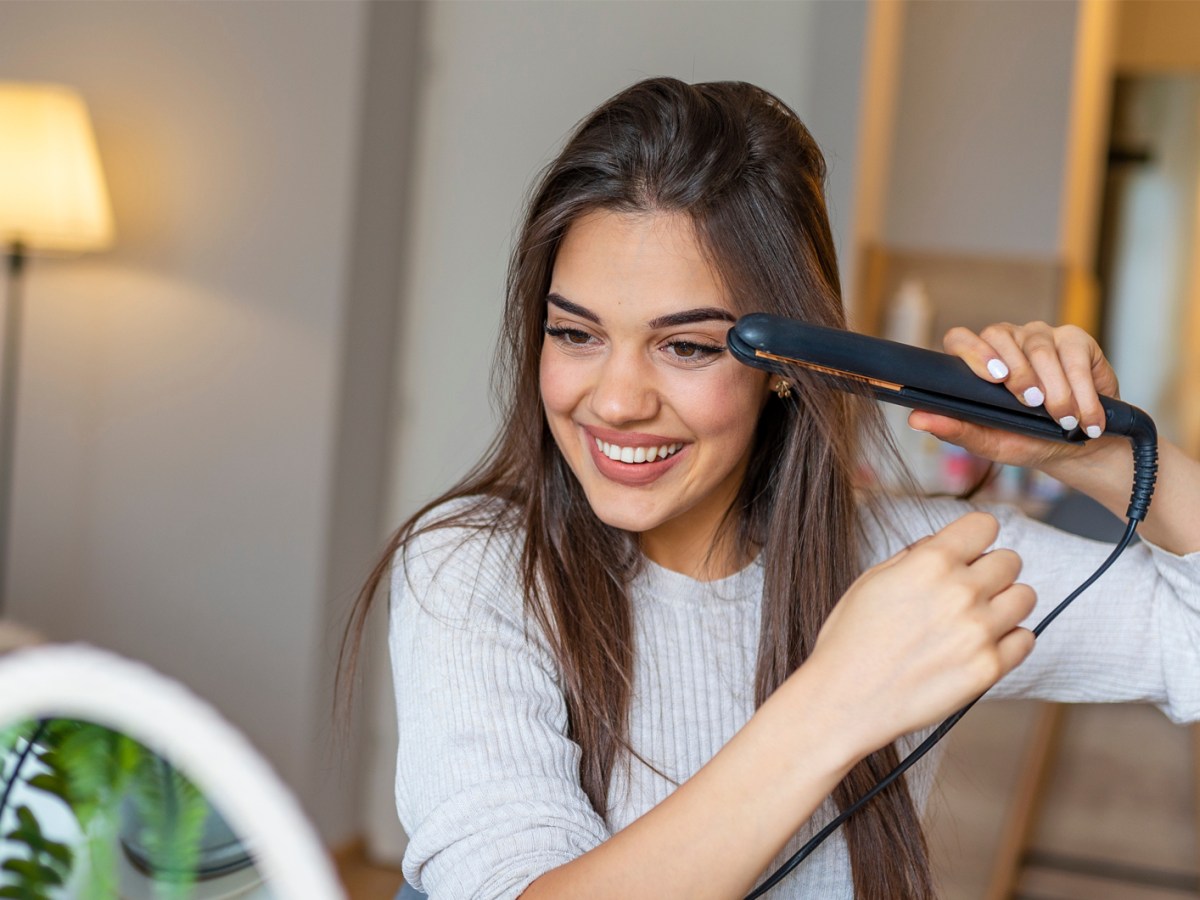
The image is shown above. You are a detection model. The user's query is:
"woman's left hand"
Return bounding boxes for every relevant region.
[908,321,1121,470]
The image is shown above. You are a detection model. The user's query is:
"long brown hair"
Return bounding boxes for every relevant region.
[342,78,934,898]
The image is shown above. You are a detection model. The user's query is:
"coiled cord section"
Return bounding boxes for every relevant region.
[1127,426,1159,521]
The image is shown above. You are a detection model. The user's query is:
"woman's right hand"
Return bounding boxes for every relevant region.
[805,511,1036,756]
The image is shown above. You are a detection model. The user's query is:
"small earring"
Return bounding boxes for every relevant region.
[772,379,793,400]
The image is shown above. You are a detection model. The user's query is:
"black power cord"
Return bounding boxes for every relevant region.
[746,415,1159,899]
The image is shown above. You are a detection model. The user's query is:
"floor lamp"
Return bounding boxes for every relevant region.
[0,82,114,617]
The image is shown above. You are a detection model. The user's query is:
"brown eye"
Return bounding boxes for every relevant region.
[544,323,598,349]
[663,340,724,364]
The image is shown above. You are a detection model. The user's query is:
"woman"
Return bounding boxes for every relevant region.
[346,79,1200,899]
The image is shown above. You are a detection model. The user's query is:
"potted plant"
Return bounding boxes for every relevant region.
[0,717,246,898]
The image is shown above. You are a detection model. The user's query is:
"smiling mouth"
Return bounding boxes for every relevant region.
[593,437,683,464]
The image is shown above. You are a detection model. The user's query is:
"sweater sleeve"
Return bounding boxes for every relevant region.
[981,502,1200,722]
[389,522,610,899]
[865,495,1200,722]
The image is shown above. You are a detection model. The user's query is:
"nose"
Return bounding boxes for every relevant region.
[588,349,660,426]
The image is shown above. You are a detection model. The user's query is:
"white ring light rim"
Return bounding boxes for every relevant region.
[0,643,345,899]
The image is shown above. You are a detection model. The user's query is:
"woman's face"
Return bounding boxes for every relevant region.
[539,209,770,577]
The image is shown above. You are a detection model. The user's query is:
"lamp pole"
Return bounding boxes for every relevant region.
[0,241,27,616]
[0,83,116,619]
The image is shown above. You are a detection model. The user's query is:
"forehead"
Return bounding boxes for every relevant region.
[550,210,731,319]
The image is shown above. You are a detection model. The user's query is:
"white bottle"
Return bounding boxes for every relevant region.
[882,277,938,490]
[885,277,934,349]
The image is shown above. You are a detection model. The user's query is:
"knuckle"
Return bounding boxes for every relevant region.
[1027,340,1058,363]
[944,325,974,344]
[1017,628,1036,656]
[1017,583,1037,613]
[1063,364,1094,387]
[1043,386,1074,410]
[1006,358,1035,381]
[972,652,1003,685]
[922,544,956,573]
[970,510,1000,540]
[1007,630,1035,668]
[970,616,994,645]
[993,548,1023,577]
[964,510,997,527]
[947,582,977,609]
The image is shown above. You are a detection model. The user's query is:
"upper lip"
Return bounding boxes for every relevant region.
[583,425,687,448]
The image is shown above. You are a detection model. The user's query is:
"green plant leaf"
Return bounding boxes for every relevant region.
[13,806,39,834]
[22,774,68,804]
[42,722,137,836]
[2,721,211,900]
[78,814,118,900]
[1,807,72,898]
[0,721,35,762]
[0,886,46,900]
[130,754,208,898]
[2,823,72,869]
[1,857,63,887]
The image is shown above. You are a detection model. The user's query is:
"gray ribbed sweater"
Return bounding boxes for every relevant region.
[389,497,1199,899]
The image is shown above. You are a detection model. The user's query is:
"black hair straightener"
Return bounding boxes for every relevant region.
[726,312,1159,899]
[727,312,1157,521]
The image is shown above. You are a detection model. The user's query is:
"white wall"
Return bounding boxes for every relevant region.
[884,0,1080,257]
[386,0,821,526]
[0,0,415,846]
[367,0,874,861]
[804,0,873,302]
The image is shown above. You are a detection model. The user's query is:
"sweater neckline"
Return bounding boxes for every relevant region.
[636,554,763,608]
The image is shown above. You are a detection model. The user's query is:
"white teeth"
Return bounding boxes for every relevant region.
[594,437,683,464]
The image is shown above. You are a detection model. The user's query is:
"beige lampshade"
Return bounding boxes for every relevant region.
[0,81,114,253]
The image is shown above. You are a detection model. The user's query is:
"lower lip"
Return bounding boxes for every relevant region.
[586,435,687,486]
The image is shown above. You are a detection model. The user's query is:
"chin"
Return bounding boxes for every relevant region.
[581,489,667,535]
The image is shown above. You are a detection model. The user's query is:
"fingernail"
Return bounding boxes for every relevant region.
[986,359,1009,379]
[1059,415,1079,431]
[1022,386,1045,407]
[1086,425,1102,439]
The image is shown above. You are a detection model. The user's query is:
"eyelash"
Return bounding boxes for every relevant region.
[543,323,726,365]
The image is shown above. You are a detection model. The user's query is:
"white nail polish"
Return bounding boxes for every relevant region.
[986,359,1009,380]
[1022,386,1045,407]
[1059,415,1079,431]
[1086,425,1102,439]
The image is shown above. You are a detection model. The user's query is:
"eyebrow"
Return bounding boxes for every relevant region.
[546,292,735,329]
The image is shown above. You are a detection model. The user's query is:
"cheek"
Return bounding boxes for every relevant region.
[539,346,576,420]
[673,369,768,444]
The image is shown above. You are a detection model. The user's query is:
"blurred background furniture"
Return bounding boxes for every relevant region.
[0,619,39,654]
[854,243,1095,340]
